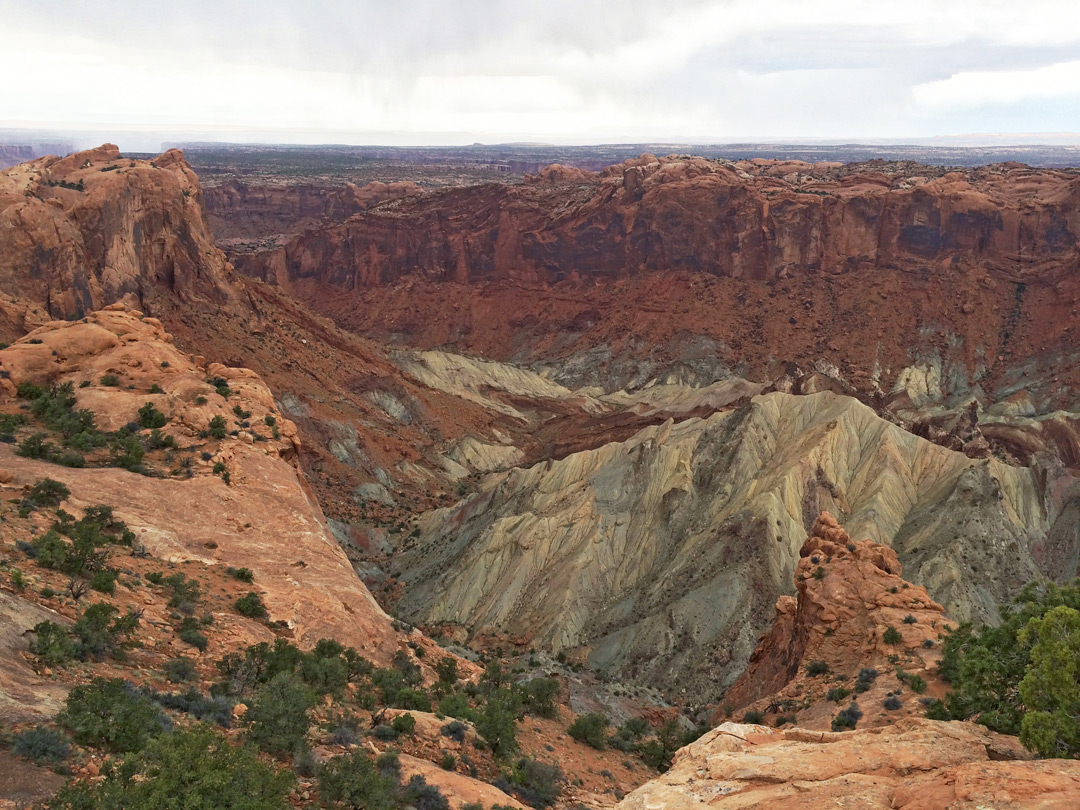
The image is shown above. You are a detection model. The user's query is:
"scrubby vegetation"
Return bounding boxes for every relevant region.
[935,579,1080,758]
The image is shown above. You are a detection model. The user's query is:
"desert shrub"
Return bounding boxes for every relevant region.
[100,374,121,386]
[110,434,145,471]
[318,749,399,809]
[247,672,317,756]
[12,725,70,765]
[883,626,902,645]
[475,693,519,759]
[924,698,950,720]
[29,620,77,666]
[226,566,254,582]
[24,477,70,509]
[903,614,918,624]
[806,659,830,676]
[164,656,197,683]
[160,572,200,613]
[618,716,650,740]
[145,428,175,449]
[72,602,139,660]
[89,569,117,594]
[208,415,228,439]
[391,712,416,736]
[48,724,293,810]
[826,686,851,702]
[522,677,559,718]
[568,712,608,750]
[59,678,169,753]
[17,432,53,459]
[897,671,927,694]
[831,702,863,731]
[17,381,46,399]
[742,710,765,724]
[146,687,234,727]
[177,617,209,651]
[372,724,398,740]
[435,655,459,687]
[437,692,475,722]
[440,751,456,770]
[235,591,269,619]
[853,668,879,694]
[774,714,797,726]
[883,695,903,710]
[506,756,564,808]
[441,720,468,743]
[137,402,168,429]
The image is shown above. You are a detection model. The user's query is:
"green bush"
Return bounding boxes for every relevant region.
[59,678,168,753]
[17,432,53,459]
[72,602,139,660]
[24,477,70,509]
[568,712,609,750]
[100,373,121,387]
[28,620,77,666]
[13,725,70,765]
[827,686,851,702]
[318,749,400,810]
[164,656,197,683]
[235,591,269,619]
[522,677,559,718]
[109,433,145,471]
[177,617,209,651]
[1017,605,1080,757]
[806,659,830,676]
[89,569,117,594]
[137,402,168,429]
[475,693,519,759]
[391,713,416,736]
[883,626,902,645]
[742,710,765,724]
[208,415,227,439]
[883,695,903,711]
[226,566,254,583]
[506,756,564,808]
[48,724,293,810]
[246,672,316,756]
[831,702,863,731]
[853,667,879,693]
[938,579,1080,753]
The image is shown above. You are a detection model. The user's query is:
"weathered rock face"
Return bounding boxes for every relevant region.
[0,306,400,661]
[203,178,424,243]
[616,719,1080,809]
[238,155,1080,287]
[0,144,235,329]
[394,391,1079,702]
[719,513,952,729]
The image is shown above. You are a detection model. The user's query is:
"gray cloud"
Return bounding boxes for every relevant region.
[3,0,1078,145]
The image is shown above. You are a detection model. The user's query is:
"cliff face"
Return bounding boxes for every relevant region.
[0,144,235,331]
[238,155,1080,286]
[203,178,423,243]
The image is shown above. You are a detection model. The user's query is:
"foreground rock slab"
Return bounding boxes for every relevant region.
[617,719,1080,809]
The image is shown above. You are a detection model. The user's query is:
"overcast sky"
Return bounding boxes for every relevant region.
[4,0,1080,149]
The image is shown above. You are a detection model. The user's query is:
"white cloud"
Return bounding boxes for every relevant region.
[913,60,1080,109]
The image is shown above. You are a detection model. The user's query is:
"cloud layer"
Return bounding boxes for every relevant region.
[4,0,1079,145]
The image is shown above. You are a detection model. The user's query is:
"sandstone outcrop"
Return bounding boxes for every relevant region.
[394,391,1079,702]
[616,719,1080,809]
[0,306,401,661]
[0,144,235,331]
[719,513,951,729]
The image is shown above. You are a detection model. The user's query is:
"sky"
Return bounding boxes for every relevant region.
[3,0,1080,149]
